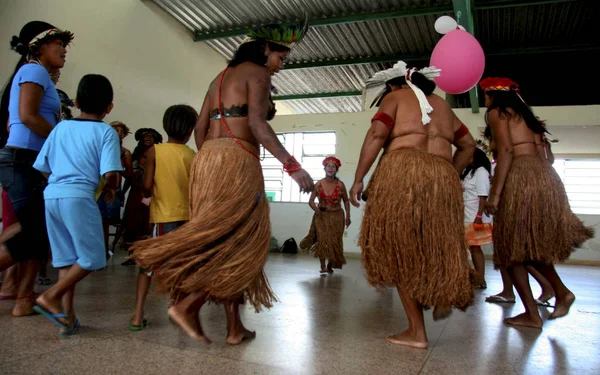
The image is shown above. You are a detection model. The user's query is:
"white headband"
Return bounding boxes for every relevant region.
[363,61,441,125]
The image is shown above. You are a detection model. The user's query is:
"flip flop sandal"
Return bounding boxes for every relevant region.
[485,295,516,304]
[535,298,554,307]
[59,318,80,336]
[33,305,68,329]
[38,277,52,285]
[129,318,148,331]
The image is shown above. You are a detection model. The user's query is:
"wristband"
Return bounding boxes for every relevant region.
[283,157,302,176]
[475,214,483,219]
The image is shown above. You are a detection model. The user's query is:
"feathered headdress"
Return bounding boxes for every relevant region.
[363,61,441,125]
[28,28,74,49]
[479,77,518,92]
[323,156,342,169]
[243,16,309,49]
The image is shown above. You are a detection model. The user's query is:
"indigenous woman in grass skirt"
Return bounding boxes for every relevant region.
[300,157,350,273]
[480,77,593,329]
[131,20,314,345]
[349,61,476,349]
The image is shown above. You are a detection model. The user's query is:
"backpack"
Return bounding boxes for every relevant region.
[279,238,298,254]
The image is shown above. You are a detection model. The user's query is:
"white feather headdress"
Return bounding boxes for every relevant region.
[363,61,441,125]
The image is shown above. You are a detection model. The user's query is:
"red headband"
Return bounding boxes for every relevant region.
[479,77,519,92]
[323,156,341,168]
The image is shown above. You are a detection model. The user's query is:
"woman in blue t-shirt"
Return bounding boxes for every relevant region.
[0,21,73,317]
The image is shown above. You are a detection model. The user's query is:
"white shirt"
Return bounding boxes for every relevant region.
[462,167,492,223]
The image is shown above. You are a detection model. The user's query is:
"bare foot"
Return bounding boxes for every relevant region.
[549,292,575,320]
[386,330,428,349]
[12,298,36,317]
[226,326,256,345]
[433,305,452,321]
[504,313,543,329]
[167,306,212,344]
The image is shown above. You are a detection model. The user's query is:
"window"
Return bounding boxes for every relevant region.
[553,159,600,215]
[260,132,336,203]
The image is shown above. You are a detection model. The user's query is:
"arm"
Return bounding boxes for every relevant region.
[341,182,351,227]
[452,115,476,175]
[308,184,319,213]
[123,149,133,178]
[247,67,314,192]
[103,171,120,190]
[18,83,54,138]
[247,68,294,163]
[486,110,513,214]
[194,93,210,150]
[142,146,156,198]
[474,168,489,224]
[350,97,395,207]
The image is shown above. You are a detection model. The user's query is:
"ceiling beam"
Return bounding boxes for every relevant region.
[475,0,577,11]
[194,5,453,41]
[194,0,578,42]
[453,0,479,113]
[272,91,361,101]
[283,44,600,70]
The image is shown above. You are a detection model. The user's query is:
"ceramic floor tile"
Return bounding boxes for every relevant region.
[0,254,599,375]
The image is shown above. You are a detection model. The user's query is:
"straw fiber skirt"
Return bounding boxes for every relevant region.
[131,138,275,311]
[360,148,472,310]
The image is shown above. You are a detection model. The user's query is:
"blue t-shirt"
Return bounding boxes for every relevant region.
[7,63,60,151]
[33,119,123,199]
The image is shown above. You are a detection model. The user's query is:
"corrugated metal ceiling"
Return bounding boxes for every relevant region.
[149,0,599,113]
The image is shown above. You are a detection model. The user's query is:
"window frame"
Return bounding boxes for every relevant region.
[260,131,337,203]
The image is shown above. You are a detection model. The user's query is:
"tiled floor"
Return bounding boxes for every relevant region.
[1,254,599,375]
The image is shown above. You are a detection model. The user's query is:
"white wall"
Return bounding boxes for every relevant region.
[0,0,227,152]
[269,106,600,262]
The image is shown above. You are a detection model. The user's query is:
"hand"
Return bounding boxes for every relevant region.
[103,188,116,203]
[474,216,483,225]
[485,194,500,216]
[346,216,351,228]
[350,181,364,208]
[291,169,315,194]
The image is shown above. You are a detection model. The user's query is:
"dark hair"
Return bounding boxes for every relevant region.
[485,90,547,137]
[461,148,491,181]
[132,128,163,162]
[76,74,113,116]
[163,104,197,140]
[228,39,290,67]
[374,71,437,107]
[0,57,27,147]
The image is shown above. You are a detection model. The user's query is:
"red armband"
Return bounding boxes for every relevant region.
[454,123,469,142]
[372,112,394,131]
[283,157,302,176]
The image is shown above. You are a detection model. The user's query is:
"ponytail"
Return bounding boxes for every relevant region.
[0,56,27,148]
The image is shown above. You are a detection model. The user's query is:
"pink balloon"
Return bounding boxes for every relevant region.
[430,30,485,94]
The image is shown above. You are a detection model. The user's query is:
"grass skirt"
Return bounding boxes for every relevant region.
[299,210,346,269]
[131,138,276,311]
[359,148,472,310]
[493,156,594,269]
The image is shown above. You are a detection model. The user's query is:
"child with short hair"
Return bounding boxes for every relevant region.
[33,74,122,335]
[129,104,197,331]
